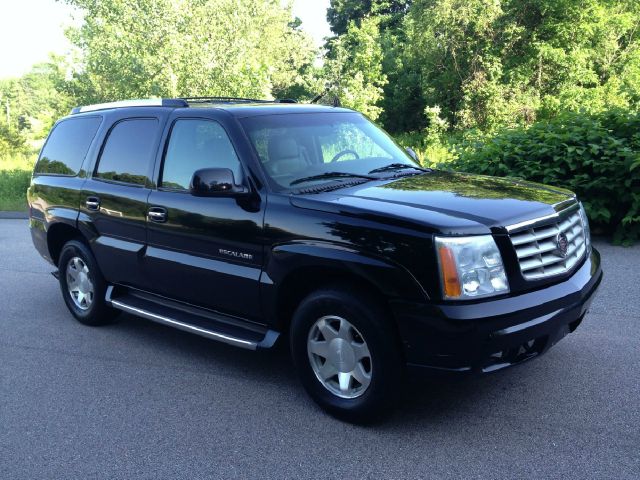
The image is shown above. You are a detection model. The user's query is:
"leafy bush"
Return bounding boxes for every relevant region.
[0,169,31,211]
[447,110,640,244]
[394,131,457,167]
[0,154,35,211]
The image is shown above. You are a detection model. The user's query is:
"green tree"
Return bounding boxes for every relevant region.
[63,0,317,102]
[377,16,425,132]
[0,124,27,157]
[402,0,640,132]
[323,17,388,120]
[270,17,324,101]
[0,57,75,148]
[327,0,411,36]
[326,1,414,131]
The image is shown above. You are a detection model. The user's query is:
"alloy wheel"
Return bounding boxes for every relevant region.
[307,315,372,399]
[66,256,94,310]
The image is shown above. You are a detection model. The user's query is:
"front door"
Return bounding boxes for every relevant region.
[144,116,265,321]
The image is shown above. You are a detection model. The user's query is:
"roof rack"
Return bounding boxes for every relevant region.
[70,96,298,114]
[70,98,188,114]
[181,96,297,104]
[182,96,269,104]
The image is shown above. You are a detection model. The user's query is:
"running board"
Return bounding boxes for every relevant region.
[105,286,279,350]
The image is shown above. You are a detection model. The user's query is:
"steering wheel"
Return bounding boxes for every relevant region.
[330,149,360,163]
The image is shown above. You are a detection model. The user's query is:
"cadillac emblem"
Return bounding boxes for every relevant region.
[556,232,569,258]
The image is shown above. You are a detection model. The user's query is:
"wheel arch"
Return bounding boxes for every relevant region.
[46,221,88,266]
[262,241,429,331]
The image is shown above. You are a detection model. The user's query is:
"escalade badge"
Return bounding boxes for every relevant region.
[556,232,569,258]
[219,248,253,260]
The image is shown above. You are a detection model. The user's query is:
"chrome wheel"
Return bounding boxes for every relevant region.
[307,315,372,399]
[66,256,94,310]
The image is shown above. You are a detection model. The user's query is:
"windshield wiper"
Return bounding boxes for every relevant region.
[368,163,432,174]
[289,171,376,186]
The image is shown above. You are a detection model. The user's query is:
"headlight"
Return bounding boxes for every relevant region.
[435,235,510,300]
[578,202,591,250]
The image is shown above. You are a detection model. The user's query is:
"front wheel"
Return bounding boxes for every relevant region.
[290,284,403,423]
[58,240,118,326]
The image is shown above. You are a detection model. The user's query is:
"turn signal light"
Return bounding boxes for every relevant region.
[438,245,461,298]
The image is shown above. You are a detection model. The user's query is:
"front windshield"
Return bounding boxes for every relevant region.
[240,112,417,189]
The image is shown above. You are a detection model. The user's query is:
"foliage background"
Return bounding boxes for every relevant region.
[1,0,639,240]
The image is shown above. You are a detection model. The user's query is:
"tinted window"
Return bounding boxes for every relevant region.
[95,118,159,185]
[161,119,243,190]
[35,117,102,175]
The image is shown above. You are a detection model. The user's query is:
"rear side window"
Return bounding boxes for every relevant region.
[95,118,159,185]
[35,116,102,176]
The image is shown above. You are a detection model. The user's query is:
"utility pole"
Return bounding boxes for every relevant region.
[6,98,10,125]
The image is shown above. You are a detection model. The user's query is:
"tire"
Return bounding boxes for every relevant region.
[290,284,403,423]
[57,239,118,326]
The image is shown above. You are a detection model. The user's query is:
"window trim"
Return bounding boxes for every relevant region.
[34,115,103,178]
[93,116,160,187]
[157,116,247,194]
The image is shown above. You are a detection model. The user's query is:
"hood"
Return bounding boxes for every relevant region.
[290,171,576,235]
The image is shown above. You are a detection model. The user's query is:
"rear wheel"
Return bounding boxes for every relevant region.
[58,240,118,326]
[290,284,403,423]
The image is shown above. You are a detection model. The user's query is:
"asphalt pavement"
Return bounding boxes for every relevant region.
[0,219,638,479]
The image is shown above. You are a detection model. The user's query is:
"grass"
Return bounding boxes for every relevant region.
[0,153,36,211]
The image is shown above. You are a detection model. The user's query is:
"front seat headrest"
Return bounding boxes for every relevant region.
[268,135,299,162]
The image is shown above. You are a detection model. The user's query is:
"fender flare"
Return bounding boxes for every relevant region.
[32,208,83,264]
[260,240,429,325]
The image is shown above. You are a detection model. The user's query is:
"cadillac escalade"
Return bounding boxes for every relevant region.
[28,97,602,422]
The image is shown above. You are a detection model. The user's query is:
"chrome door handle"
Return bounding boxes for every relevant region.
[85,197,100,210]
[148,207,167,223]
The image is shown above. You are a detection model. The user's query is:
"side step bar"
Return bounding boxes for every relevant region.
[105,286,279,350]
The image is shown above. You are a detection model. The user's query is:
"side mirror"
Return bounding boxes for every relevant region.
[189,168,248,197]
[405,147,420,163]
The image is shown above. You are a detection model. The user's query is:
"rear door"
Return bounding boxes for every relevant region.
[79,113,165,289]
[144,111,265,320]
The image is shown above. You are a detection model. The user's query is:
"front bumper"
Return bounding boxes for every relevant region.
[392,248,602,375]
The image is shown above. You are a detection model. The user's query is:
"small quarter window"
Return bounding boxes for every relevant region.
[161,119,243,190]
[95,118,159,185]
[35,116,102,176]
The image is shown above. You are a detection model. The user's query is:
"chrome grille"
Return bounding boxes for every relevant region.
[509,208,586,281]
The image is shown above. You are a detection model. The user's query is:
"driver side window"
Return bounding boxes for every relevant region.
[161,119,243,190]
[319,124,387,163]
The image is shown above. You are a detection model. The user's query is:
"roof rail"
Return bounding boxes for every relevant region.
[182,96,268,104]
[181,96,298,105]
[70,96,299,114]
[70,98,188,114]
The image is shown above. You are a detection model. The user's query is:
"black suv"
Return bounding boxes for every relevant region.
[28,98,602,421]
